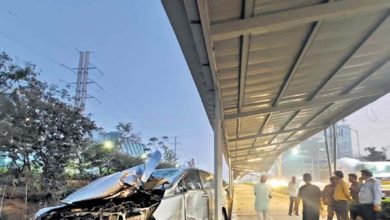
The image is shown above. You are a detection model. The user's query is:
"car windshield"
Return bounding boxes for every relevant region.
[151,169,183,186]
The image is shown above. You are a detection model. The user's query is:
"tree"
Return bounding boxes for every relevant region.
[0,53,96,200]
[79,142,145,177]
[82,143,113,176]
[109,151,144,172]
[116,122,141,144]
[78,122,143,177]
[148,136,179,168]
[0,53,39,177]
[362,147,387,161]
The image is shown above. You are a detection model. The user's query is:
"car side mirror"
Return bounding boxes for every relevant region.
[176,186,188,194]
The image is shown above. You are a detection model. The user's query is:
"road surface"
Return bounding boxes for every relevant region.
[232,184,326,220]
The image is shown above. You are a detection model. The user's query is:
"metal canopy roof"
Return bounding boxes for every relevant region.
[163,0,390,176]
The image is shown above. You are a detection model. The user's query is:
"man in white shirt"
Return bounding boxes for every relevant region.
[354,169,383,220]
[288,176,300,216]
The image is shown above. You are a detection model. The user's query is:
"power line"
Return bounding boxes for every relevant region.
[3,10,104,86]
[3,31,158,135]
[4,10,74,56]
[0,31,76,75]
[1,10,162,137]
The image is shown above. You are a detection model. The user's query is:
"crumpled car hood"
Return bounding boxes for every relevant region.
[35,151,163,219]
[62,164,144,204]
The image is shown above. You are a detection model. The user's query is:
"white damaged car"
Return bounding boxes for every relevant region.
[35,151,230,220]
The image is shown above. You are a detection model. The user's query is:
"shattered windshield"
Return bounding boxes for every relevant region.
[151,169,183,186]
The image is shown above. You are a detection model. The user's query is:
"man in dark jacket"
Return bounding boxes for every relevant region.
[298,173,322,220]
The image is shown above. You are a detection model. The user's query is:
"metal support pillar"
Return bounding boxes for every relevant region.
[228,158,233,200]
[214,91,223,220]
[324,128,332,177]
[332,124,338,171]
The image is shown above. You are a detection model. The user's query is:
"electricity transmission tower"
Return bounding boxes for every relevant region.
[172,136,181,154]
[74,51,102,111]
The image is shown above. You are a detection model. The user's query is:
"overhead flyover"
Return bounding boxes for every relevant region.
[162,0,390,219]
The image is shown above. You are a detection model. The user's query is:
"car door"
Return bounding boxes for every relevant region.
[153,179,186,220]
[199,171,214,219]
[182,170,209,220]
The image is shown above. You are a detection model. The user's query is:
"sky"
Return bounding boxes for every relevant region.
[0,0,216,172]
[1,1,389,175]
[347,94,390,156]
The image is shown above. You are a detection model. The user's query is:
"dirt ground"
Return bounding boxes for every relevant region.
[1,199,39,220]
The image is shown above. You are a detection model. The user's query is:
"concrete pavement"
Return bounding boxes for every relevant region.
[231,184,326,220]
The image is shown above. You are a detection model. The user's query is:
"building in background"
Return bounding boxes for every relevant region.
[276,122,354,181]
[337,123,353,158]
[95,131,146,158]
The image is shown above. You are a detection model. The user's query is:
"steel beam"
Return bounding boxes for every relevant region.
[242,125,326,165]
[230,139,300,153]
[232,152,280,164]
[237,0,254,111]
[224,90,385,120]
[341,57,390,95]
[211,0,390,40]
[264,13,390,147]
[236,0,255,158]
[229,124,324,142]
[232,17,332,160]
[267,111,300,144]
[282,104,333,143]
[307,14,389,100]
[274,21,323,105]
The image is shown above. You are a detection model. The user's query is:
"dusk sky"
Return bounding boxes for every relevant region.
[1,0,389,174]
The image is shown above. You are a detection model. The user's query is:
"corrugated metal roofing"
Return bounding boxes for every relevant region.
[163,0,390,177]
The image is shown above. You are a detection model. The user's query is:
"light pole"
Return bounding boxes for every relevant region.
[349,127,361,158]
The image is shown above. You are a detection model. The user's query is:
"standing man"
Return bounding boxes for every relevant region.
[356,169,383,220]
[298,173,322,220]
[254,174,272,220]
[333,170,351,220]
[348,173,361,220]
[288,176,300,216]
[322,176,337,220]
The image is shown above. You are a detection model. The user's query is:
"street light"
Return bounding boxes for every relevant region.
[292,146,299,155]
[103,140,114,150]
[141,153,148,159]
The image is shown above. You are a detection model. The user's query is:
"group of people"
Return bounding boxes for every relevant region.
[253,169,382,220]
[320,169,382,220]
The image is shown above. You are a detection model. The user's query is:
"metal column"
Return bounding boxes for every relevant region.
[214,91,223,220]
[324,128,332,177]
[332,124,338,171]
[228,158,233,200]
